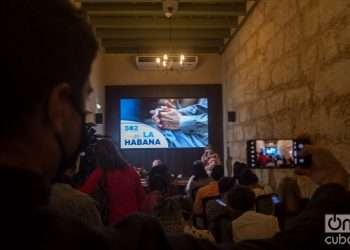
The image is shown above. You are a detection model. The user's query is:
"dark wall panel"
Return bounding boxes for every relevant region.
[105,84,223,176]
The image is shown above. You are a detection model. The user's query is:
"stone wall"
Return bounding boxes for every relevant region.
[223,0,350,196]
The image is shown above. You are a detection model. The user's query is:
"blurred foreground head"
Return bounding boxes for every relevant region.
[0,0,98,179]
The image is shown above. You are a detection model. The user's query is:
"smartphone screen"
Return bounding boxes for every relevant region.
[247,139,311,169]
[271,195,281,205]
[247,139,295,168]
[216,199,227,207]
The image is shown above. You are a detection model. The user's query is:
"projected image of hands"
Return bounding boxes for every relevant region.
[120,98,208,149]
[150,99,183,130]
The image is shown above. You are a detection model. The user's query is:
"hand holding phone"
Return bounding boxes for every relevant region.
[295,145,348,187]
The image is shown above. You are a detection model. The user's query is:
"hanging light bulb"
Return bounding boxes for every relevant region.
[163,54,168,61]
[180,54,185,61]
[156,57,161,64]
[162,60,167,67]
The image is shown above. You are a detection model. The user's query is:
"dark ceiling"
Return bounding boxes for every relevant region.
[81,0,257,54]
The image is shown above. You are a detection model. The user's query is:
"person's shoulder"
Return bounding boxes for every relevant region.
[253,211,278,223]
[32,208,113,249]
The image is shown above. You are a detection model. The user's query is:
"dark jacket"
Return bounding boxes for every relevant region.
[0,167,114,250]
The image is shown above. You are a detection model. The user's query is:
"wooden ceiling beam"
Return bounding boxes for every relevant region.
[102,38,224,48]
[82,0,246,4]
[96,28,231,39]
[83,2,246,17]
[90,16,237,29]
[105,46,220,54]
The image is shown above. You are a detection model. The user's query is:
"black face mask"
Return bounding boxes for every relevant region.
[53,94,87,181]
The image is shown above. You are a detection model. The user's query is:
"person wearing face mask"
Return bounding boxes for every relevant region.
[0,1,116,249]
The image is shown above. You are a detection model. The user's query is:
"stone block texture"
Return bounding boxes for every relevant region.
[223,0,350,194]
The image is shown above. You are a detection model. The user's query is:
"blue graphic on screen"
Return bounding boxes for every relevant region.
[120,98,209,149]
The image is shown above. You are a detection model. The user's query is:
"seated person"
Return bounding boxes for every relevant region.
[275,177,309,230]
[154,196,185,234]
[227,185,280,242]
[149,163,170,183]
[185,160,210,199]
[141,175,168,214]
[183,221,215,243]
[51,166,103,228]
[152,159,163,168]
[193,165,224,216]
[206,177,236,225]
[233,162,248,181]
[238,169,272,197]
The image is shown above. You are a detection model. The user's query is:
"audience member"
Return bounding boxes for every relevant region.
[193,165,224,216]
[152,159,163,168]
[206,177,236,225]
[114,214,172,250]
[149,163,171,184]
[141,174,168,214]
[51,166,103,228]
[227,186,280,242]
[154,196,186,234]
[274,177,309,230]
[80,139,145,225]
[205,177,236,244]
[0,1,117,249]
[233,162,248,183]
[184,222,216,243]
[185,160,210,199]
[238,169,272,197]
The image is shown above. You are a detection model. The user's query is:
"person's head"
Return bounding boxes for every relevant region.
[192,160,208,179]
[95,139,129,171]
[233,162,247,178]
[149,174,168,194]
[0,0,98,179]
[218,177,236,194]
[238,169,259,186]
[152,159,162,168]
[151,163,168,173]
[210,165,224,181]
[226,185,256,212]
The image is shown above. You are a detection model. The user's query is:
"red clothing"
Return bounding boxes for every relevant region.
[80,167,145,225]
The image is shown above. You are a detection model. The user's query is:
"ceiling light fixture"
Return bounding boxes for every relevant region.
[158,0,186,71]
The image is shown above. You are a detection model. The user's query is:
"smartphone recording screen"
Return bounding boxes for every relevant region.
[247,139,297,169]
